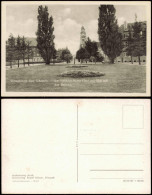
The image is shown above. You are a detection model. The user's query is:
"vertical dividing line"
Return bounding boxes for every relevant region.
[77,104,78,140]
[77,104,79,182]
[77,147,78,183]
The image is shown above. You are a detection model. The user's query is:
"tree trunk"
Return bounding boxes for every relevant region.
[131,56,133,64]
[110,58,114,64]
[23,54,25,67]
[28,56,29,66]
[138,56,141,65]
[45,59,50,65]
[18,59,19,68]
[10,61,12,68]
[45,54,49,65]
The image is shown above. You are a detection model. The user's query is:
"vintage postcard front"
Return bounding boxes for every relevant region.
[2,99,151,194]
[1,1,151,97]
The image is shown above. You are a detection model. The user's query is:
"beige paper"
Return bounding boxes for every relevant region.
[2,99,151,194]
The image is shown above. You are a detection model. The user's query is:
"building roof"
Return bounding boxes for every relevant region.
[119,21,146,33]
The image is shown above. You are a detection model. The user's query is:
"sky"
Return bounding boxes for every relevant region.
[6,4,147,55]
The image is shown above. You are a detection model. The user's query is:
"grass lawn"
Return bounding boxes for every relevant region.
[6,63,146,93]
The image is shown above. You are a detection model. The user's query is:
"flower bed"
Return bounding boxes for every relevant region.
[59,70,105,78]
[66,65,88,68]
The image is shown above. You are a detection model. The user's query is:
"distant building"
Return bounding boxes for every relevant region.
[80,26,87,48]
[117,18,146,63]
[14,37,61,63]
[6,37,43,64]
[25,38,44,62]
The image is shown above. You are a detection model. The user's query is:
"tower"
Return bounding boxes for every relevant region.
[80,26,87,48]
[124,21,127,30]
[135,13,137,22]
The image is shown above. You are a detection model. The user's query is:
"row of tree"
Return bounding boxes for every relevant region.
[6,34,33,68]
[98,5,146,65]
[126,22,146,65]
[6,33,73,67]
[6,6,73,66]
[6,6,58,67]
[76,38,104,63]
[6,5,146,66]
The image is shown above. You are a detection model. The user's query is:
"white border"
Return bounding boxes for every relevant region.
[1,1,151,97]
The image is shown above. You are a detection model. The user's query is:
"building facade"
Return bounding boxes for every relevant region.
[117,20,146,63]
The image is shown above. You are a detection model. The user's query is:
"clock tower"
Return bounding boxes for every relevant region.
[80,26,87,48]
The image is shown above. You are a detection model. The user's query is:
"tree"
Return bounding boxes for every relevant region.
[85,38,98,63]
[126,26,134,64]
[6,34,16,68]
[84,49,90,63]
[98,5,122,63]
[26,40,33,66]
[132,22,145,65]
[56,49,64,61]
[142,27,146,56]
[84,37,104,63]
[21,36,27,66]
[16,35,22,67]
[96,52,104,62]
[64,53,73,64]
[90,56,95,63]
[61,48,73,64]
[52,49,57,64]
[76,48,86,63]
[91,41,98,63]
[36,5,55,65]
[85,37,92,57]
[76,49,81,62]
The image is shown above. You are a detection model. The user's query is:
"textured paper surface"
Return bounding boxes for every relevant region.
[2,99,151,194]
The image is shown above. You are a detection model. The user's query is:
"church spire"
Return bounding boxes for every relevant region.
[135,13,137,22]
[80,26,87,48]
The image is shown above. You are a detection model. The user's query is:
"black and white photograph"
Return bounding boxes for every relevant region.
[1,1,151,96]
